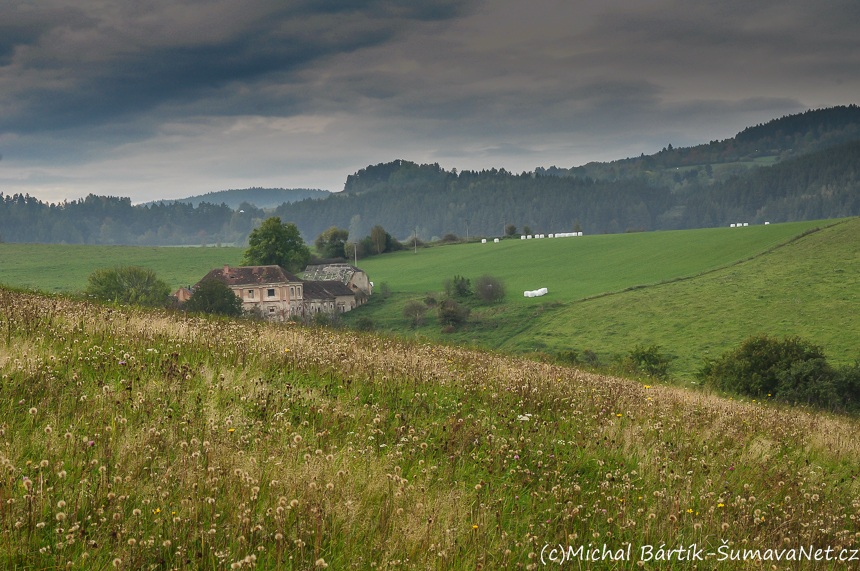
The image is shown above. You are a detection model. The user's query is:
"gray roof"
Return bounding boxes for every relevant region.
[302,280,355,300]
[302,263,363,285]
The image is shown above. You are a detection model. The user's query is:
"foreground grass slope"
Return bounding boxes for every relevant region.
[0,244,244,293]
[3,289,860,569]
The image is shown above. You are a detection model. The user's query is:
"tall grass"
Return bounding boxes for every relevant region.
[2,289,860,569]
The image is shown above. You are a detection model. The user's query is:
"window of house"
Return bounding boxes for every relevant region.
[267,288,275,297]
[268,307,275,313]
[297,287,302,297]
[290,286,295,297]
[247,290,254,299]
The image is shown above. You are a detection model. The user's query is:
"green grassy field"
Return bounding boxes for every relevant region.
[356,220,827,304]
[0,244,244,292]
[513,217,860,376]
[345,218,857,378]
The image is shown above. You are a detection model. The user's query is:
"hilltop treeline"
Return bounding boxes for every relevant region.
[0,194,269,245]
[3,107,860,245]
[3,141,860,245]
[277,140,860,239]
[146,187,329,209]
[538,104,860,185]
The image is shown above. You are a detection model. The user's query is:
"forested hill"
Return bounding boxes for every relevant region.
[273,140,860,240]
[2,108,860,246]
[538,105,860,185]
[0,194,271,246]
[145,187,330,209]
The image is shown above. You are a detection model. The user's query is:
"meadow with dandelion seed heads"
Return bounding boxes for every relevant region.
[3,287,860,569]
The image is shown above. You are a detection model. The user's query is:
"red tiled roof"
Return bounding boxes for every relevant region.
[196,265,300,287]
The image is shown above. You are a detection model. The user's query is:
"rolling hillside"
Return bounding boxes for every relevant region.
[344,218,858,377]
[511,217,860,376]
[354,220,827,303]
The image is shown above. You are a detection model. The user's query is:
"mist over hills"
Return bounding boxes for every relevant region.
[143,187,330,210]
[1,106,859,246]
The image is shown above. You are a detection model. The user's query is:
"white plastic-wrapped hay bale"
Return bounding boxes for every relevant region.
[730,224,736,227]
[494,238,500,243]
[765,221,770,225]
[578,232,583,236]
[743,223,748,227]
[521,235,526,240]
[527,235,532,239]
[481,238,487,243]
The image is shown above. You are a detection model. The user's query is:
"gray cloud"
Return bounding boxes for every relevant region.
[0,0,475,133]
[1,0,858,203]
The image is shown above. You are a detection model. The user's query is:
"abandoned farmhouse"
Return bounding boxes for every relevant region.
[180,263,371,320]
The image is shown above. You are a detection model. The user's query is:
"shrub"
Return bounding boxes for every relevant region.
[379,282,391,297]
[698,335,826,396]
[354,316,375,332]
[424,295,438,307]
[86,266,171,307]
[505,223,517,236]
[553,350,580,366]
[451,275,471,298]
[474,275,506,304]
[624,344,672,378]
[581,349,599,366]
[440,233,461,243]
[438,298,470,326]
[312,312,330,327]
[402,300,427,327]
[184,279,243,317]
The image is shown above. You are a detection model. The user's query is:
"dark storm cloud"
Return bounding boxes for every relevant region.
[0,0,475,133]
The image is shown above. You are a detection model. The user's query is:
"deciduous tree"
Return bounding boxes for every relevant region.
[242,216,311,273]
[314,226,349,259]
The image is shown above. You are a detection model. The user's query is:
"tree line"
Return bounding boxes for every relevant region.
[2,108,860,246]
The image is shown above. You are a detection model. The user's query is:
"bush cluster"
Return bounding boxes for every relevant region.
[698,334,860,413]
[623,344,673,379]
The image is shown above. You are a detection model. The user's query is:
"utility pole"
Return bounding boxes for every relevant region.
[414,225,418,254]
[465,219,470,241]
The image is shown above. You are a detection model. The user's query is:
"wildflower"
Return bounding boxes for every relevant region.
[56,513,66,522]
[315,558,328,568]
[29,407,37,415]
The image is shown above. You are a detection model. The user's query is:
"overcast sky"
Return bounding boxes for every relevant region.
[1,0,858,203]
